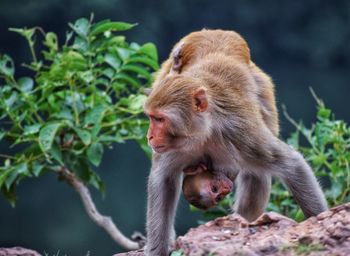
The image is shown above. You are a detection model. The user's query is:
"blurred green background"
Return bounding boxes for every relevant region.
[0,0,350,255]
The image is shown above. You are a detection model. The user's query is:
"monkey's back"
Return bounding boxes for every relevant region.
[179,30,279,136]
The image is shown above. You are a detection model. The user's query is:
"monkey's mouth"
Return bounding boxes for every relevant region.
[190,202,210,211]
[152,145,167,153]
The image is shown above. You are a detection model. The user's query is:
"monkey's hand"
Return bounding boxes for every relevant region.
[131,231,147,248]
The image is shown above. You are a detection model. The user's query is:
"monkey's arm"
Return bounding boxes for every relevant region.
[146,159,182,256]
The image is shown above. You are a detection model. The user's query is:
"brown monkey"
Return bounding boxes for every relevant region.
[144,30,327,256]
[182,163,233,210]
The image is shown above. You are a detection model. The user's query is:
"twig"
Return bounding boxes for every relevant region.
[59,167,140,250]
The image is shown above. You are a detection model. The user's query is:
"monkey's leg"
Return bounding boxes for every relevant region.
[146,166,182,256]
[274,141,328,217]
[233,172,271,222]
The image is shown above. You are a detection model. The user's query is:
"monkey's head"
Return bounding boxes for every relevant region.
[182,163,233,210]
[143,29,253,154]
[144,75,211,154]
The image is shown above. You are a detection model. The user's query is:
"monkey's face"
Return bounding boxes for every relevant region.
[182,167,233,210]
[144,76,211,154]
[144,109,173,153]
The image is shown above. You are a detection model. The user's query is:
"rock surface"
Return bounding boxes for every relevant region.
[115,203,350,256]
[0,247,41,256]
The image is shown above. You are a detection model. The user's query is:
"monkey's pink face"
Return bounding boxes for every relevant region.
[183,166,233,210]
[144,86,209,154]
[145,110,174,153]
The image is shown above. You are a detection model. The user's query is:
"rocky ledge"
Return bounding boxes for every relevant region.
[115,203,350,256]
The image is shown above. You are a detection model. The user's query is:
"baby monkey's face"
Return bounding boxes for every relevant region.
[182,163,233,210]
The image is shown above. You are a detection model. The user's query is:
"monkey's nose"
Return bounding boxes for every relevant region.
[147,135,154,142]
[215,195,224,202]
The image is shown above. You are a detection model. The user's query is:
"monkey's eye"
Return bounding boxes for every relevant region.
[151,116,165,123]
[211,185,218,193]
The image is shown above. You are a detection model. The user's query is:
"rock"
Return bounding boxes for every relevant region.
[115,203,350,256]
[0,247,41,256]
[113,250,144,256]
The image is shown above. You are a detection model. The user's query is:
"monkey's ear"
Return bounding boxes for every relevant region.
[192,88,208,112]
[171,42,185,73]
[143,87,152,96]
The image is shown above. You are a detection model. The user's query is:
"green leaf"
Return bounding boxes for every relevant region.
[0,168,12,188]
[5,163,28,189]
[49,143,63,165]
[69,18,90,38]
[52,109,74,121]
[115,73,141,88]
[90,124,101,140]
[87,142,104,167]
[317,107,331,120]
[129,95,147,111]
[102,67,115,79]
[0,54,15,77]
[9,27,35,40]
[80,70,94,83]
[70,156,91,182]
[117,47,132,61]
[170,250,184,256]
[32,162,44,177]
[120,64,152,80]
[65,51,87,70]
[44,32,58,51]
[89,171,105,194]
[139,43,158,61]
[4,91,18,108]
[72,36,88,51]
[39,122,62,152]
[130,42,140,51]
[84,105,107,126]
[24,124,42,135]
[104,53,121,70]
[0,130,5,141]
[74,128,92,146]
[90,22,137,37]
[127,56,159,70]
[1,185,17,207]
[100,135,124,143]
[18,77,34,92]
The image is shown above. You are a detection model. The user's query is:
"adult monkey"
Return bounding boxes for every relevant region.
[144,30,327,256]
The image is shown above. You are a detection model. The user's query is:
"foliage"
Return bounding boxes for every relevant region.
[170,250,184,256]
[0,16,158,206]
[269,90,350,220]
[192,91,350,221]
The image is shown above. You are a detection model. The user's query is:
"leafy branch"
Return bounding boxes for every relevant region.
[0,17,157,249]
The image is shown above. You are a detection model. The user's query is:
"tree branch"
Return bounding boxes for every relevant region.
[60,167,140,251]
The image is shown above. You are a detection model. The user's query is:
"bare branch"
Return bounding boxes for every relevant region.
[60,167,140,251]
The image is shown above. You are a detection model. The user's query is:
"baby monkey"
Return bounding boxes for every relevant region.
[182,163,233,210]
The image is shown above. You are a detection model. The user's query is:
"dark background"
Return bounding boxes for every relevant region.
[0,0,349,255]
